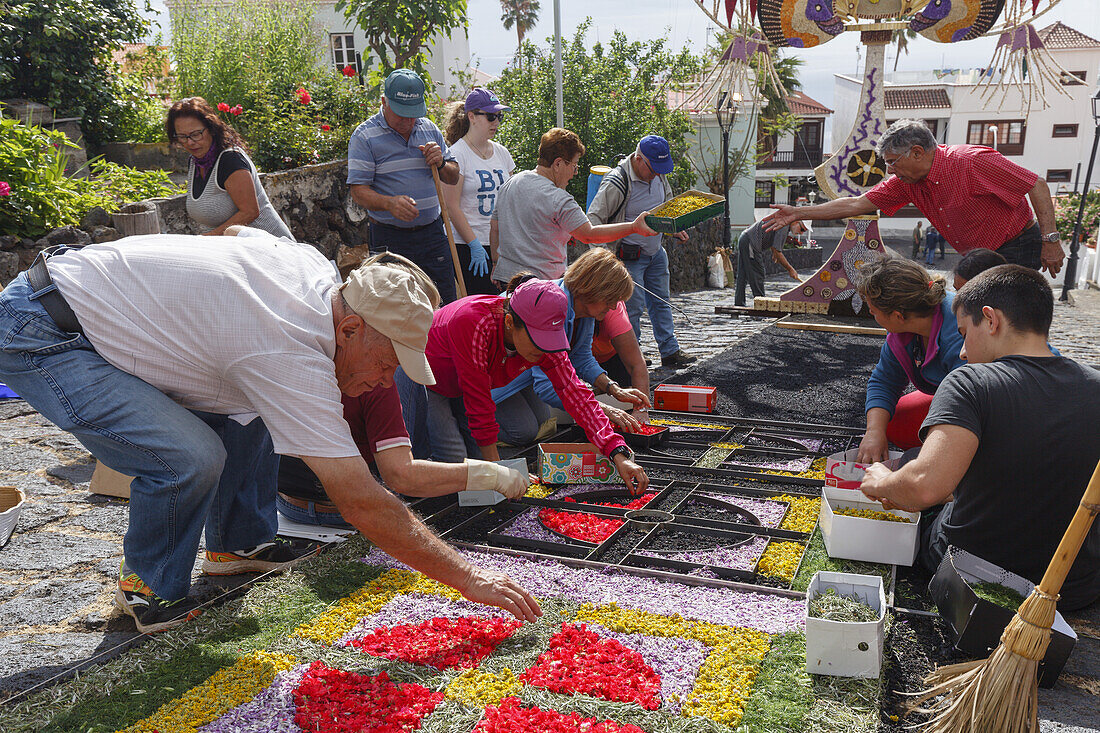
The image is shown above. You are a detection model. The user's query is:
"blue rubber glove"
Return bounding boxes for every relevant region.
[467,238,490,277]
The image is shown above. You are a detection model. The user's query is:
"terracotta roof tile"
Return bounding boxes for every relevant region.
[786,91,832,116]
[1036,21,1100,49]
[884,87,951,110]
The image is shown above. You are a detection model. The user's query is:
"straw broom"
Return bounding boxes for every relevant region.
[911,458,1100,732]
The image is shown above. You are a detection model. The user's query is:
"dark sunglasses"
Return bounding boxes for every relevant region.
[472,111,505,122]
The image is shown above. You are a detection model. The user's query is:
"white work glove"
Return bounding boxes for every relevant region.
[465,459,529,499]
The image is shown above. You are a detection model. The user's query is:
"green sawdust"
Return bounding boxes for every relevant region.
[808,589,879,623]
[792,529,892,593]
[517,686,730,733]
[738,631,813,732]
[970,581,1028,610]
[9,538,382,733]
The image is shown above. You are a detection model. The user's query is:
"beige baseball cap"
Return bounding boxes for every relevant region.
[340,265,436,385]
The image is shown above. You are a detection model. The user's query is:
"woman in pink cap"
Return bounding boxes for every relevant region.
[422,276,649,491]
[442,88,515,295]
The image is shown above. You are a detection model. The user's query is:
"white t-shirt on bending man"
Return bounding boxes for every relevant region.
[48,234,359,459]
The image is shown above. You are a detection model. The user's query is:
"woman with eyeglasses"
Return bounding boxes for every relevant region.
[442,88,515,295]
[166,97,294,239]
[490,128,657,289]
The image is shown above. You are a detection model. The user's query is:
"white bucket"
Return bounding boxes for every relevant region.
[0,486,26,547]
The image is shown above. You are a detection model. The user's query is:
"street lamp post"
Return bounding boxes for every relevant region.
[988,124,998,150]
[715,91,737,251]
[1061,86,1100,300]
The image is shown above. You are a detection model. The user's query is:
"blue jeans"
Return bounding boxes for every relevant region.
[275,494,352,528]
[495,386,550,446]
[394,366,432,459]
[370,218,458,304]
[0,274,279,601]
[622,247,680,357]
[424,388,478,462]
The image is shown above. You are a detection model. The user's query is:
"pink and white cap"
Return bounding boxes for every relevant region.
[509,279,570,352]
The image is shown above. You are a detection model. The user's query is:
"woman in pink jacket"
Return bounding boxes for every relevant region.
[423,275,649,492]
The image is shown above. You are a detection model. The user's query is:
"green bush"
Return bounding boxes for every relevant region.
[0,0,151,148]
[0,117,181,238]
[493,21,701,206]
[1055,191,1100,243]
[170,0,377,171]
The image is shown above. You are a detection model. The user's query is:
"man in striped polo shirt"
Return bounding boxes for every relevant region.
[764,119,1064,276]
[348,69,461,302]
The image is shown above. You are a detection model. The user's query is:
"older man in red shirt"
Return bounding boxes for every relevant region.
[764,119,1064,275]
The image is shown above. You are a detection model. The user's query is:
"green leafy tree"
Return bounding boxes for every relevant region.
[0,0,151,147]
[493,20,701,205]
[336,0,469,86]
[500,0,540,69]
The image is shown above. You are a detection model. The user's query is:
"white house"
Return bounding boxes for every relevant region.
[753,90,833,220]
[310,1,471,94]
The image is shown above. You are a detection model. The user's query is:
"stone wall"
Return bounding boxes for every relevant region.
[0,160,371,285]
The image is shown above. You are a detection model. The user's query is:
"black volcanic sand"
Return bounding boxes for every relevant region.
[645,526,751,553]
[664,327,882,427]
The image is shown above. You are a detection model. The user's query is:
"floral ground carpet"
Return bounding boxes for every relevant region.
[6,524,890,733]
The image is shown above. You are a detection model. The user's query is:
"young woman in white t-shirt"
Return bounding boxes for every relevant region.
[442,88,516,295]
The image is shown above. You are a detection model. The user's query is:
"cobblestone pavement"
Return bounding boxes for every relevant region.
[0,263,1097,708]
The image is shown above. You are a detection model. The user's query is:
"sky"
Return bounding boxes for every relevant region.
[142,0,1100,110]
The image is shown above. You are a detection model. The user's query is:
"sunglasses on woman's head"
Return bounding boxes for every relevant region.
[472,111,505,122]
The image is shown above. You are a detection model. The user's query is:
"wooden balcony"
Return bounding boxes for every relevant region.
[758,149,823,170]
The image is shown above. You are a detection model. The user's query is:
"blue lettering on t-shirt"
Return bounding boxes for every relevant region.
[477,169,496,192]
[474,168,508,216]
[477,193,494,216]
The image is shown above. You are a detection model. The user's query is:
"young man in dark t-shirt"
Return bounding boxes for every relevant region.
[859,265,1100,610]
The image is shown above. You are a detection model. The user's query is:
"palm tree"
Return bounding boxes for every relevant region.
[500,0,540,69]
[891,28,918,71]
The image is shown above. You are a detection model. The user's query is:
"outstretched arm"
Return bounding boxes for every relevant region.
[763,196,876,231]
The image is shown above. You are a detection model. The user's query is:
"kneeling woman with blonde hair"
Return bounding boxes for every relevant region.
[492,247,652,444]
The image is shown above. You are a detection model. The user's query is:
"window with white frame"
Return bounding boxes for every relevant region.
[331,34,358,73]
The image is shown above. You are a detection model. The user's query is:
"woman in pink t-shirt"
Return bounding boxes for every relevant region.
[421,277,649,492]
[591,301,650,398]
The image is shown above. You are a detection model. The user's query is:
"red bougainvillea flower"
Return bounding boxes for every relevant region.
[520,623,662,709]
[342,64,357,77]
[230,105,243,116]
[475,696,647,732]
[0,181,10,196]
[320,123,331,131]
[293,661,443,732]
[348,616,522,670]
[295,87,311,105]
[217,102,230,112]
[539,493,656,542]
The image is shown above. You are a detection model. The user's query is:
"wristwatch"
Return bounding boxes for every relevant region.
[1042,232,1061,242]
[609,445,634,462]
[605,379,620,394]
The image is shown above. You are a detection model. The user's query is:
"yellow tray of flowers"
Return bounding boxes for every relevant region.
[644,190,725,233]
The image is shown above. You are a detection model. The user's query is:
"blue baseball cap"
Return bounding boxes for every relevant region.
[638,134,674,175]
[465,87,510,114]
[384,69,428,118]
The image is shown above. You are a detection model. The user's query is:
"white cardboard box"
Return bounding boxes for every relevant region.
[824,448,902,490]
[805,571,886,678]
[818,486,920,566]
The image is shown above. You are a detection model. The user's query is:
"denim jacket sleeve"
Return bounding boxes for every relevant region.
[865,341,910,416]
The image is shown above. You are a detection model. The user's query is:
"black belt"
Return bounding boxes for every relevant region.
[26,248,84,335]
[368,216,440,233]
